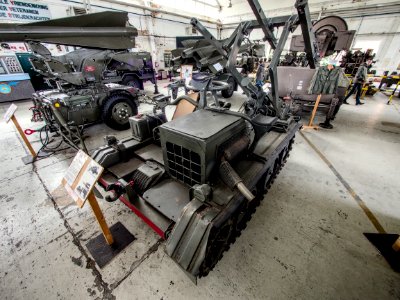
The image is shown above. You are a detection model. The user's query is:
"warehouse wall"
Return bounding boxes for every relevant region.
[346,15,400,74]
[4,0,398,73]
[126,12,219,70]
[85,0,220,70]
[3,0,219,70]
[221,14,400,74]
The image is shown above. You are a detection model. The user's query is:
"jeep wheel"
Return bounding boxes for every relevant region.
[221,77,235,98]
[122,76,142,90]
[102,94,137,130]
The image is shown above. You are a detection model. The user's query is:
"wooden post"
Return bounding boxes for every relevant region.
[303,94,322,130]
[87,191,114,245]
[393,237,400,252]
[11,115,36,157]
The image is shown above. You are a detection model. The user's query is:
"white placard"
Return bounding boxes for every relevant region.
[64,150,87,187]
[0,0,52,22]
[180,65,193,80]
[213,62,223,72]
[62,150,104,208]
[3,103,17,123]
[296,80,303,90]
[74,160,102,200]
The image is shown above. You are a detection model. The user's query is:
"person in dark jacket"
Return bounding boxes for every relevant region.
[308,58,349,129]
[255,62,265,87]
[241,63,249,76]
[240,63,249,94]
[343,59,372,105]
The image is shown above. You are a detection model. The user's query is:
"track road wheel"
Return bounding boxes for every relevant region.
[221,77,235,98]
[102,94,137,130]
[198,137,297,278]
[199,218,235,277]
[199,186,263,278]
[122,76,142,90]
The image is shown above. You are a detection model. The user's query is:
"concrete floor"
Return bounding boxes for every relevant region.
[0,81,399,300]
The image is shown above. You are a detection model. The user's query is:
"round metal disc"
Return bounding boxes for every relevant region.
[313,16,348,34]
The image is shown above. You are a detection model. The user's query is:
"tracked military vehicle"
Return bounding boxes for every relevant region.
[92,0,324,282]
[0,12,152,135]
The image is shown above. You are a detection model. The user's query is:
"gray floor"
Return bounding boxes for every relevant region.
[1,82,399,300]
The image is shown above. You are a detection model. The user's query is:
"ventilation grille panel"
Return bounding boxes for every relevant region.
[166,142,201,186]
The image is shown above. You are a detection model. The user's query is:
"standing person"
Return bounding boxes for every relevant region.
[240,62,249,76]
[256,61,265,88]
[240,61,249,94]
[308,58,348,129]
[343,59,372,105]
[264,58,271,81]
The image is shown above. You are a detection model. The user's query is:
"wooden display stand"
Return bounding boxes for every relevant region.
[63,150,135,267]
[62,150,113,245]
[87,191,113,245]
[302,94,322,130]
[3,104,37,164]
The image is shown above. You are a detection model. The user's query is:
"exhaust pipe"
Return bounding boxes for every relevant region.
[219,160,255,202]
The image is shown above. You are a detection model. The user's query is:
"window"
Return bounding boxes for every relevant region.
[353,40,381,54]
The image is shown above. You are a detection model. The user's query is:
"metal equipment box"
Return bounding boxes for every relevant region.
[0,53,35,102]
[129,115,152,141]
[158,109,246,186]
[129,113,166,141]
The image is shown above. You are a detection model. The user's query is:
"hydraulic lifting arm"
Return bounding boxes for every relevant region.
[247,0,277,49]
[295,0,319,68]
[246,0,319,68]
[191,0,320,120]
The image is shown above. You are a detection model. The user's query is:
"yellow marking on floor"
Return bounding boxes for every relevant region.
[300,131,386,234]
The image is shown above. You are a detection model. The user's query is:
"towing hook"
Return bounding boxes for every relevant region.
[105,194,119,202]
[105,183,125,202]
[24,129,37,135]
